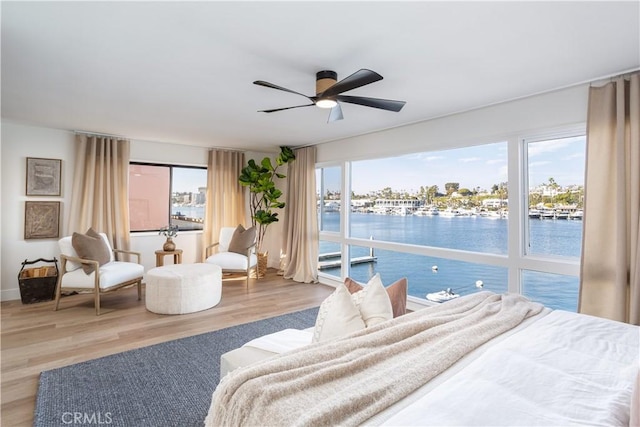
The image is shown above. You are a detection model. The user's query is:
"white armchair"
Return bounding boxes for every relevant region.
[54,231,144,315]
[205,226,257,289]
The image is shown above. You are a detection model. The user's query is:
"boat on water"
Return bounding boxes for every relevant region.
[414,206,440,216]
[540,208,556,219]
[570,210,583,220]
[440,208,464,217]
[426,288,460,303]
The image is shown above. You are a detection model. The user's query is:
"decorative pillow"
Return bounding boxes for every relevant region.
[312,284,366,343]
[227,225,256,255]
[350,274,393,327]
[345,274,408,317]
[71,228,111,274]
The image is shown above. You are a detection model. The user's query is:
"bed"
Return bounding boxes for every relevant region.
[205,291,639,426]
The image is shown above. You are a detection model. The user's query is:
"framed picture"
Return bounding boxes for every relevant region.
[26,157,61,196]
[25,201,60,239]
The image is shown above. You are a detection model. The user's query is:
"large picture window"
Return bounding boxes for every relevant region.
[129,163,207,232]
[317,126,585,311]
[350,142,508,254]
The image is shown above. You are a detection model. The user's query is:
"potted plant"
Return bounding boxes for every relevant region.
[239,146,296,275]
[159,224,179,251]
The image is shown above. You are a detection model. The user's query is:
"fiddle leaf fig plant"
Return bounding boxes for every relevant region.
[239,146,296,252]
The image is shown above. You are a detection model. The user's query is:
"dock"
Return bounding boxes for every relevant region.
[318,250,377,270]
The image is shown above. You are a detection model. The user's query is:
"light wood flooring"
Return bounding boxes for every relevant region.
[1,270,333,426]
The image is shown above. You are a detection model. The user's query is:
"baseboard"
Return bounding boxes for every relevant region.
[1,288,22,302]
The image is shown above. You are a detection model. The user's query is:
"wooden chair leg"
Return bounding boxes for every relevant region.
[53,275,63,311]
[137,280,142,301]
[95,291,101,316]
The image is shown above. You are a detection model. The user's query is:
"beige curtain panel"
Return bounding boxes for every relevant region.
[580,72,640,325]
[67,134,132,252]
[283,146,319,283]
[201,149,246,259]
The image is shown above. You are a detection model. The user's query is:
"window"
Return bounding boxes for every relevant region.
[316,166,342,233]
[350,142,508,254]
[525,135,585,257]
[317,126,585,311]
[129,163,207,232]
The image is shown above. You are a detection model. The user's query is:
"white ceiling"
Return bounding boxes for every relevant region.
[2,1,639,152]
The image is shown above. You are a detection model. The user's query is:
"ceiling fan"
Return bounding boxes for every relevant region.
[253,69,406,122]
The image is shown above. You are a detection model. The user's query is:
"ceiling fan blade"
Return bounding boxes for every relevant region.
[258,104,315,113]
[328,103,344,123]
[319,69,383,98]
[337,95,406,112]
[253,80,312,100]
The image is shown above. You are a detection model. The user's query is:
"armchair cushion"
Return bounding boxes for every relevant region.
[206,252,258,271]
[227,225,256,255]
[72,228,112,274]
[60,261,144,290]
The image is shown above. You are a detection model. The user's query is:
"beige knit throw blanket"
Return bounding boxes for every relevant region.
[205,292,543,427]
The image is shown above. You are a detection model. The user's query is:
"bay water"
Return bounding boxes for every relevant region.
[320,213,581,312]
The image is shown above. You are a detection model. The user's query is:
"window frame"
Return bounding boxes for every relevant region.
[129,162,207,233]
[317,123,585,307]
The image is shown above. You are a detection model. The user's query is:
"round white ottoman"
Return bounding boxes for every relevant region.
[145,263,222,314]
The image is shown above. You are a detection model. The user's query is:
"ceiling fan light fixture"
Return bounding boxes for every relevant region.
[254,68,405,121]
[316,98,337,109]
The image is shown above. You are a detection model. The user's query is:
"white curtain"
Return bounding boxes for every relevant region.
[282,146,318,283]
[579,72,640,325]
[201,149,246,259]
[67,134,131,252]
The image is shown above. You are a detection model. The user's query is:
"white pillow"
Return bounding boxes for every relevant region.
[312,275,393,343]
[351,273,393,327]
[313,284,365,343]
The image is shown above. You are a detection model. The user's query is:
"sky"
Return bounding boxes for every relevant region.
[324,136,585,195]
[171,136,585,196]
[172,167,208,193]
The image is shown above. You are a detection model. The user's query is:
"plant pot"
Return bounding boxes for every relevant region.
[256,251,268,278]
[163,237,176,252]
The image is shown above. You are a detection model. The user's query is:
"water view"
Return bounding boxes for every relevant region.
[320,213,581,312]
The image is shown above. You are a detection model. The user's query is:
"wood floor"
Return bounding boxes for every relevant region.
[0,270,333,426]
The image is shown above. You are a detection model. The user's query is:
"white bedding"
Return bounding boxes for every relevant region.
[375,310,639,426]
[241,328,313,354]
[214,302,639,426]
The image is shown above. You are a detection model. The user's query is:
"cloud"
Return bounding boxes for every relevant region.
[529,160,552,168]
[486,158,504,165]
[563,152,585,161]
[527,136,583,157]
[459,157,481,163]
[424,155,445,162]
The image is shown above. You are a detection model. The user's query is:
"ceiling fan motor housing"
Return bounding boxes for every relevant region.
[316,70,337,95]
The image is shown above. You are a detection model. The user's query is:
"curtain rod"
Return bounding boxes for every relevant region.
[74,130,127,139]
[590,69,640,87]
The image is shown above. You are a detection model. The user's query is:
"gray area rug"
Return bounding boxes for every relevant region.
[34,307,318,427]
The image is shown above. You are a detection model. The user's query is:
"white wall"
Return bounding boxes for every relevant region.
[316,85,588,163]
[1,122,76,301]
